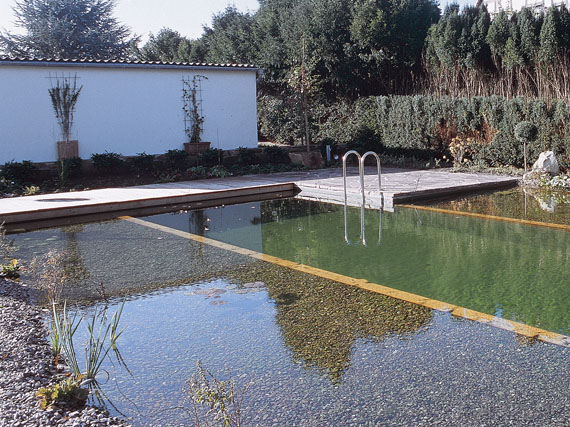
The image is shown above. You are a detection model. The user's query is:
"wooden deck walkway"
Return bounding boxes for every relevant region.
[0,167,518,229]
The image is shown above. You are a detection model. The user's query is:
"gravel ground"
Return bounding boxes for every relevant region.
[0,279,125,426]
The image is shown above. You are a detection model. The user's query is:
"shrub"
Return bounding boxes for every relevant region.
[1,160,39,185]
[258,95,303,145]
[91,152,124,175]
[314,95,570,170]
[165,149,190,171]
[58,157,82,183]
[237,147,259,165]
[199,148,223,167]
[188,166,207,179]
[129,152,155,174]
[209,165,231,178]
[514,122,538,143]
[263,145,290,164]
[346,127,380,154]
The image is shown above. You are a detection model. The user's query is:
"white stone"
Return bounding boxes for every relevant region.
[532,151,559,175]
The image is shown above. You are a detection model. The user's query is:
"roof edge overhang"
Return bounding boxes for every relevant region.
[0,57,263,79]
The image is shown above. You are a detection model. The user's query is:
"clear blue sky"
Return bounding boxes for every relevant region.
[0,0,472,43]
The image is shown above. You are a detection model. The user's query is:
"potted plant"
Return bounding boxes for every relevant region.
[182,75,210,154]
[49,75,82,160]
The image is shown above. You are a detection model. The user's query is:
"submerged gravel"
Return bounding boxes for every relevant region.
[0,279,125,426]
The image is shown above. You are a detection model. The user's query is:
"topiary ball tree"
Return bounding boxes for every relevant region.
[514,121,538,172]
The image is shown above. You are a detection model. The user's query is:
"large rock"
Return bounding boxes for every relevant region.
[532,151,559,175]
[288,152,324,168]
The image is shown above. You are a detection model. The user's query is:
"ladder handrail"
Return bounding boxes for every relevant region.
[342,150,383,246]
[342,150,362,245]
[360,151,382,198]
[342,150,363,207]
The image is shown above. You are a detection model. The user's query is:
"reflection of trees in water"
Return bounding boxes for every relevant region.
[189,210,209,235]
[227,261,433,382]
[435,188,570,225]
[60,225,90,287]
[256,199,339,225]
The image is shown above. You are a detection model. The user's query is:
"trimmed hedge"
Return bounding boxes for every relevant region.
[315,95,570,169]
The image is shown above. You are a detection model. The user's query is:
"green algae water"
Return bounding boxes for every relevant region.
[9,194,570,424]
[145,197,570,335]
[427,187,570,225]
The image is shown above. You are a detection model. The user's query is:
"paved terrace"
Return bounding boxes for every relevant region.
[0,167,518,229]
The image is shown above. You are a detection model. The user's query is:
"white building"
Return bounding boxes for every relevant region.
[483,0,569,15]
[0,57,261,164]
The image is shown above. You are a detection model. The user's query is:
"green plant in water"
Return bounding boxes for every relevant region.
[187,361,251,427]
[49,296,126,380]
[81,302,126,381]
[47,299,129,414]
[51,300,82,375]
[37,377,89,410]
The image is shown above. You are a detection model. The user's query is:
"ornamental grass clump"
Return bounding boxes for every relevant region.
[41,299,126,410]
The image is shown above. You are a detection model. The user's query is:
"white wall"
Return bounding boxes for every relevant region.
[0,63,258,164]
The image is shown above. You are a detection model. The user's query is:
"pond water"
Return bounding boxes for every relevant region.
[11,194,570,425]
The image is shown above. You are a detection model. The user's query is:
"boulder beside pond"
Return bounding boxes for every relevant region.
[532,151,559,175]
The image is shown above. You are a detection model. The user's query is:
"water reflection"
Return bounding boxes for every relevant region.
[430,187,570,224]
[226,261,433,382]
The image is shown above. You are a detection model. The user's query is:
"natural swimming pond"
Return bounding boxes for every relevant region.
[11,192,570,425]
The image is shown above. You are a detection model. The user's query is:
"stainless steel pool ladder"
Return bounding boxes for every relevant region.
[342,150,382,246]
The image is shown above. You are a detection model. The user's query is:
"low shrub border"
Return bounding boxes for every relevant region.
[0,145,310,197]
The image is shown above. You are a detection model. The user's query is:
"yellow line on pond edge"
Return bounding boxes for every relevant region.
[121,215,570,349]
[398,204,570,232]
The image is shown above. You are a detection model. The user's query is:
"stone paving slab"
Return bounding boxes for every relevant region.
[0,167,518,225]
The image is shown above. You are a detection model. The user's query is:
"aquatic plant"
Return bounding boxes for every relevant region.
[84,302,126,380]
[187,361,251,427]
[36,377,89,410]
[51,300,81,375]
